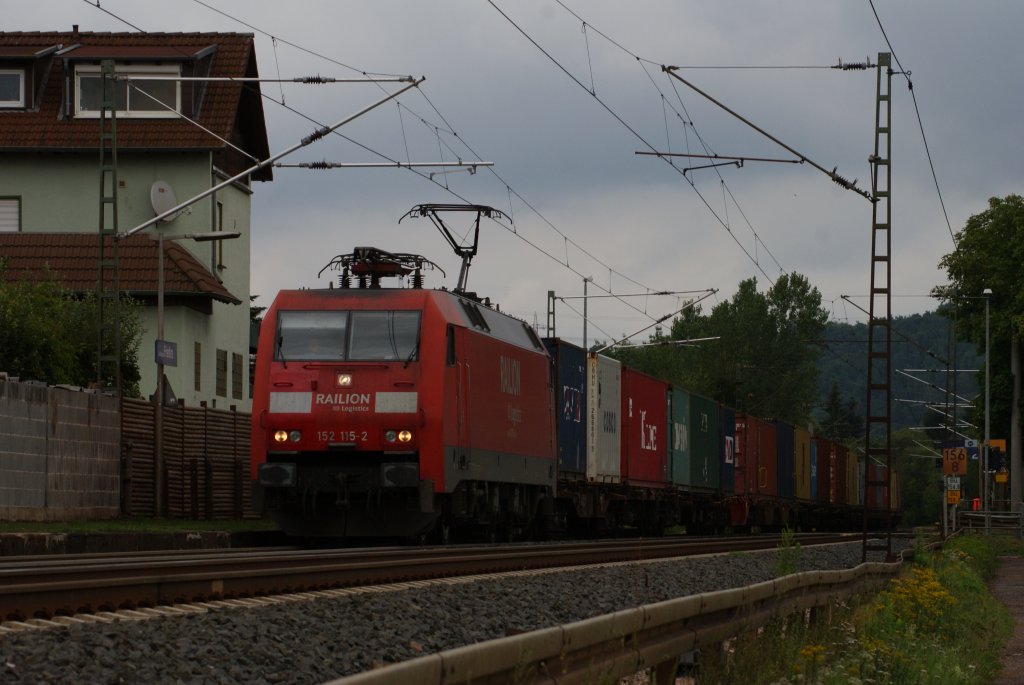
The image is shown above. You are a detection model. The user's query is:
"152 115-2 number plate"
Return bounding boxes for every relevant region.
[317,431,368,442]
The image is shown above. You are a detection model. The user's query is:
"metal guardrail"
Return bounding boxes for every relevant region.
[325,557,909,685]
[958,510,1024,537]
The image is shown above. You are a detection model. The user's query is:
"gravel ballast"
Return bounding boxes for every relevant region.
[0,542,902,684]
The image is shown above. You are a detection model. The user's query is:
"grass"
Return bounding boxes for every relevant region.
[0,517,278,534]
[696,533,1021,684]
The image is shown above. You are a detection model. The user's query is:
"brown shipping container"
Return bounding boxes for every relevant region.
[846,454,862,507]
[812,437,832,503]
[833,443,848,505]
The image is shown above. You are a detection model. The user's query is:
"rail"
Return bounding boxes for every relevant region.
[328,553,917,685]
[0,534,855,621]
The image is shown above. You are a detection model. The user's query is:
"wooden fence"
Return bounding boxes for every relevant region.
[121,398,254,519]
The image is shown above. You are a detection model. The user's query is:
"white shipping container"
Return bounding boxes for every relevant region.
[587,353,621,483]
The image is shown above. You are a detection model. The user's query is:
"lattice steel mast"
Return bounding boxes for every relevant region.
[862,53,893,561]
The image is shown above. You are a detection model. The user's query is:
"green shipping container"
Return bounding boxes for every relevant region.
[668,387,691,486]
[689,393,720,490]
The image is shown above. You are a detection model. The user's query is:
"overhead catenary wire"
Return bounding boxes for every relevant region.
[597,289,718,353]
[487,0,780,286]
[185,0,683,320]
[90,0,707,330]
[867,0,956,245]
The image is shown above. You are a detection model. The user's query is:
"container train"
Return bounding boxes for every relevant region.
[250,246,899,540]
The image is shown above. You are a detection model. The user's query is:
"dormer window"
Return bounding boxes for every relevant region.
[0,69,24,108]
[75,64,180,118]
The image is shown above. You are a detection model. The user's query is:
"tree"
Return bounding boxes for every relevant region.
[821,381,864,442]
[616,272,828,425]
[934,194,1024,510]
[0,268,78,383]
[0,263,142,395]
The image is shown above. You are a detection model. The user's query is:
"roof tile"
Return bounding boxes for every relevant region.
[0,232,241,305]
[0,32,270,179]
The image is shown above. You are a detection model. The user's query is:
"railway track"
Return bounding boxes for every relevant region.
[0,533,869,622]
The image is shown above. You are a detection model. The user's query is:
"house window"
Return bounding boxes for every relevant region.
[0,198,20,232]
[75,64,180,118]
[0,70,24,108]
[194,341,202,392]
[232,352,243,400]
[216,348,227,397]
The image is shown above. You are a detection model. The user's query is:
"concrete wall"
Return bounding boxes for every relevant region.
[0,379,120,521]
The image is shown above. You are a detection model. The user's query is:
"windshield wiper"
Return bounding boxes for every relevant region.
[403,335,420,369]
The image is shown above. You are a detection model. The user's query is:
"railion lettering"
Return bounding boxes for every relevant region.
[500,355,521,396]
[315,392,371,406]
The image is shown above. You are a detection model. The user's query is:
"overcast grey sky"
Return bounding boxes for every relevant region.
[8,1,1023,347]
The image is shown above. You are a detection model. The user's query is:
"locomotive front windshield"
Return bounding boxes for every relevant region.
[275,310,420,362]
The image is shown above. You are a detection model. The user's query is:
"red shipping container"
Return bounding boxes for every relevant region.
[735,413,761,495]
[757,420,779,497]
[620,367,668,489]
[867,463,890,510]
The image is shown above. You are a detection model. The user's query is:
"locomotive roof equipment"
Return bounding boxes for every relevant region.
[318,247,443,290]
[399,203,509,295]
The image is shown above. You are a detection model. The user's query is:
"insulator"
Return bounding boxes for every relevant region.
[412,268,423,289]
[358,274,369,289]
[301,125,329,145]
[301,75,334,84]
[832,58,872,71]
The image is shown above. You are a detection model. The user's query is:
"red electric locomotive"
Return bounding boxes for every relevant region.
[251,245,556,540]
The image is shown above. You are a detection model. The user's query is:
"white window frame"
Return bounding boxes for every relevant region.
[0,69,25,108]
[74,63,181,118]
[0,198,20,232]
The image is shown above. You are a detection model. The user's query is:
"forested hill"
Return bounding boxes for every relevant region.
[816,311,982,432]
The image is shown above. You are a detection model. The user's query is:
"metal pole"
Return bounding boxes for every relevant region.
[155,230,165,517]
[985,289,992,532]
[583,277,590,352]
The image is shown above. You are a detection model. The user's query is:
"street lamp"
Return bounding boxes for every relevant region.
[153,230,241,517]
[984,287,992,532]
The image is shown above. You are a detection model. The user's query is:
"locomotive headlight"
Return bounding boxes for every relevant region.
[336,373,353,387]
[384,430,397,443]
[289,430,302,443]
[398,430,413,443]
[273,430,289,443]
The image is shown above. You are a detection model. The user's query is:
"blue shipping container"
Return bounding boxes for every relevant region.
[543,338,587,476]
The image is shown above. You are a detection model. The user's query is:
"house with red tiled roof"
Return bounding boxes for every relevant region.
[0,30,272,411]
